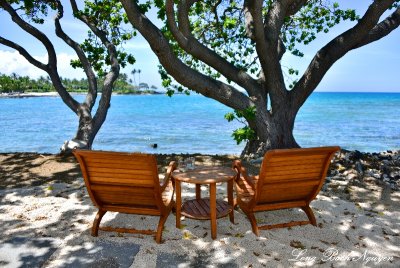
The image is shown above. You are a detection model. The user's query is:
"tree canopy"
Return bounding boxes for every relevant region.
[0,72,155,94]
[120,0,400,157]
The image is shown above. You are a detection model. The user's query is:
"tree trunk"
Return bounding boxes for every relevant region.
[60,104,97,154]
[75,111,94,149]
[241,107,300,158]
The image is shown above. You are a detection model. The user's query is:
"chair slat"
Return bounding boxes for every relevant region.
[89,175,155,186]
[264,172,321,182]
[234,146,340,236]
[73,149,176,243]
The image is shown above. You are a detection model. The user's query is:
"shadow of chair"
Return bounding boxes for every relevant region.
[233,146,340,236]
[73,150,176,243]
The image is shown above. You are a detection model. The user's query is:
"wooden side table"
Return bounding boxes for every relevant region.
[173,166,236,239]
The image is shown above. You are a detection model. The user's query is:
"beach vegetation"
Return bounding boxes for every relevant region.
[0,72,158,94]
[120,0,400,157]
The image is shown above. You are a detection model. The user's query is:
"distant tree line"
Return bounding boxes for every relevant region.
[0,72,158,94]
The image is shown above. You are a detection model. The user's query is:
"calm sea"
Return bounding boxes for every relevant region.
[0,92,399,154]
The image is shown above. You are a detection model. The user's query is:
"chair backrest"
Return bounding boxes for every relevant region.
[256,146,340,205]
[73,150,162,209]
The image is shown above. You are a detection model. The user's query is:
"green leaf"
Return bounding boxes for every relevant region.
[232,127,255,145]
[224,112,235,122]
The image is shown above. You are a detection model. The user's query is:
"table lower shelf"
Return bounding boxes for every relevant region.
[181,198,233,220]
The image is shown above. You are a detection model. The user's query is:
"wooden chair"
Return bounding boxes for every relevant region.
[73,150,177,243]
[233,146,340,236]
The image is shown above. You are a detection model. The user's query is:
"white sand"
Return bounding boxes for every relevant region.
[1,179,399,267]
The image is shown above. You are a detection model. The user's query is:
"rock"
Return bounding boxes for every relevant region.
[331,175,346,181]
[349,150,364,161]
[336,164,346,173]
[249,157,263,164]
[390,183,399,190]
[321,149,400,192]
[60,139,87,155]
[380,165,391,175]
[363,176,376,183]
[372,173,381,179]
[346,173,358,180]
[355,161,364,175]
[382,175,390,183]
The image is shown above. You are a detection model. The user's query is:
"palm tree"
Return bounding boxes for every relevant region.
[131,69,137,87]
[137,69,141,86]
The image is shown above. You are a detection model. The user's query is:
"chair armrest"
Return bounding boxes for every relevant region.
[160,161,178,192]
[232,160,256,190]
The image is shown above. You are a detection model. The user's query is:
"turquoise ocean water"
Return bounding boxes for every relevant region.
[0,92,399,154]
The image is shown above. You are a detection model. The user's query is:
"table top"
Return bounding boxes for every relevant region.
[173,166,236,184]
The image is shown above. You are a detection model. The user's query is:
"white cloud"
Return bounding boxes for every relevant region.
[0,50,86,79]
[124,41,152,50]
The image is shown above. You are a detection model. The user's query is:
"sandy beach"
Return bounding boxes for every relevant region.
[0,151,399,267]
[0,92,60,98]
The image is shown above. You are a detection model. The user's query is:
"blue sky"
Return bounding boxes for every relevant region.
[0,1,399,92]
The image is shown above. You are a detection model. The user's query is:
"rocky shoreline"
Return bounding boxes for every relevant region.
[0,149,398,192]
[330,149,400,191]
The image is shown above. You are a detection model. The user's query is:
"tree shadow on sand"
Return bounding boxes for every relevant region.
[0,153,81,190]
[0,153,399,267]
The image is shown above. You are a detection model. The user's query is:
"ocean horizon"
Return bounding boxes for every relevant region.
[0,92,399,154]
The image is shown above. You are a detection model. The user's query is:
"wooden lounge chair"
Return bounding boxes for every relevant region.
[73,150,177,243]
[233,146,340,236]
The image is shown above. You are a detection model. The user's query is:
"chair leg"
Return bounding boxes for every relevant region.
[245,211,259,236]
[92,209,106,236]
[233,197,238,209]
[301,205,317,226]
[155,213,169,244]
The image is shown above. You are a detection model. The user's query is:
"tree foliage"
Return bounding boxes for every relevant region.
[140,0,360,143]
[155,0,358,89]
[70,0,136,76]
[120,0,400,157]
[0,72,150,93]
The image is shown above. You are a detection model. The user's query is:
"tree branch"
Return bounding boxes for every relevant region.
[243,0,255,40]
[278,0,307,60]
[0,0,79,112]
[177,0,197,36]
[69,0,120,135]
[253,0,288,107]
[0,0,57,66]
[166,0,262,98]
[285,0,308,17]
[0,36,47,70]
[54,1,97,110]
[291,0,398,109]
[121,0,253,111]
[355,6,400,48]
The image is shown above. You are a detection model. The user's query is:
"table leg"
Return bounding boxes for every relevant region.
[176,181,181,228]
[196,184,201,200]
[210,182,217,239]
[228,179,234,223]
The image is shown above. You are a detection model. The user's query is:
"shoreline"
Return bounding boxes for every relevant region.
[0,91,167,98]
[1,149,399,191]
[0,148,399,158]
[3,91,399,99]
[0,92,60,98]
